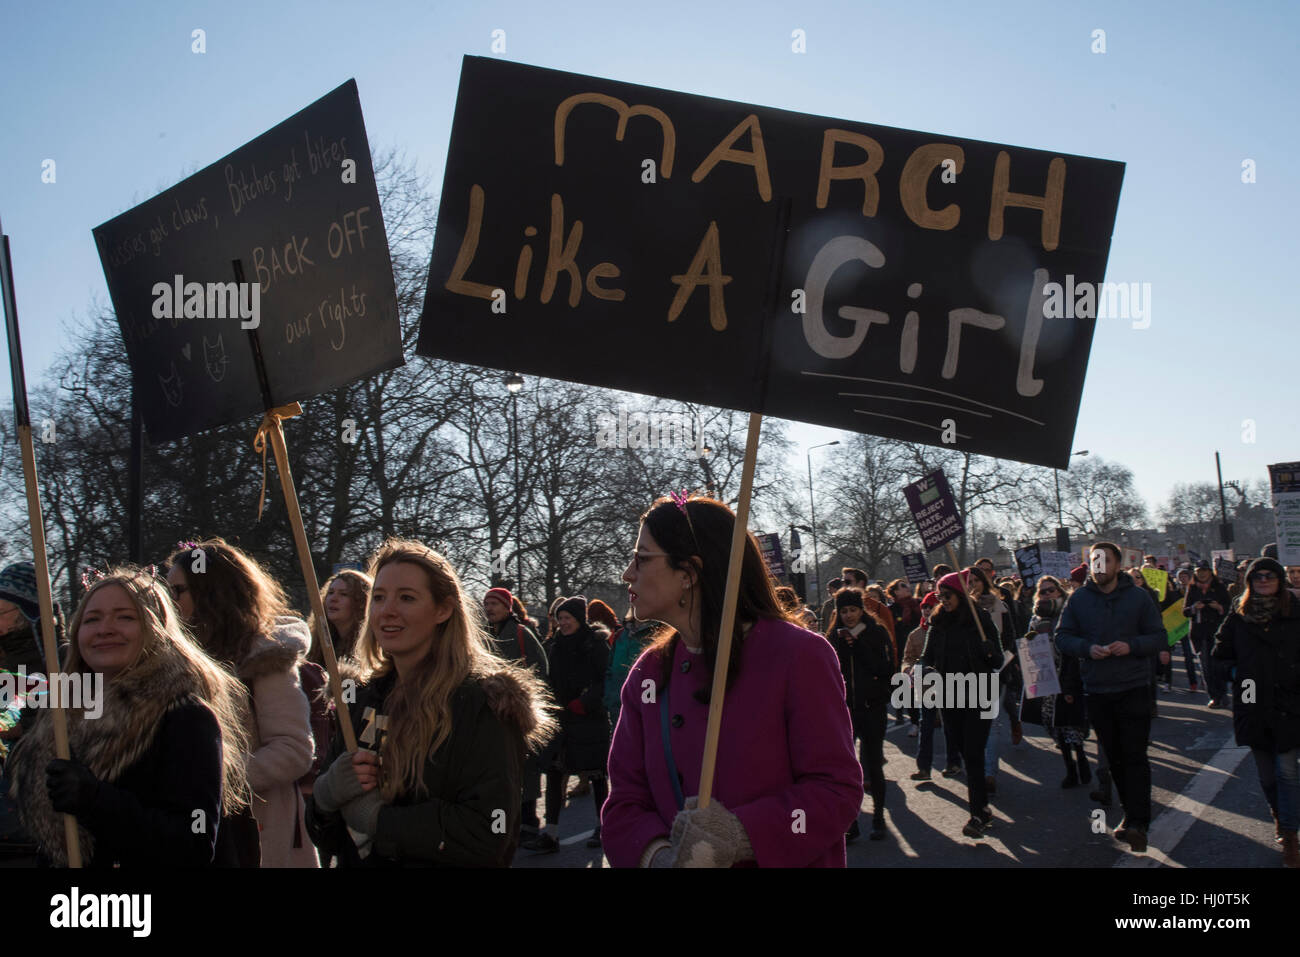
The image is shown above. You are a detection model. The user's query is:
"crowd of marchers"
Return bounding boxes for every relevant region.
[0,501,1297,868]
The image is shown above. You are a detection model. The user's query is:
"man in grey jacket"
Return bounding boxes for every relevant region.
[1055,542,1167,852]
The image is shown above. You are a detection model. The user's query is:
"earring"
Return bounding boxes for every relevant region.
[679,589,688,608]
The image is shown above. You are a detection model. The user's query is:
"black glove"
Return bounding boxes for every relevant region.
[46,758,100,815]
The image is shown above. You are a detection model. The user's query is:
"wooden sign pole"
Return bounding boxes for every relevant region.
[234,257,357,752]
[697,411,762,808]
[944,542,993,647]
[257,405,358,752]
[1,222,83,867]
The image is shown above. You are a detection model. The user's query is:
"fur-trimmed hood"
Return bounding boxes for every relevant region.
[7,645,213,866]
[477,664,557,752]
[237,616,310,685]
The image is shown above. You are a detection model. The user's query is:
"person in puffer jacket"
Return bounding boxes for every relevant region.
[1054,542,1166,855]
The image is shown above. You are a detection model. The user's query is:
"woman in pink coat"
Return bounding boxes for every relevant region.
[603,495,863,867]
[168,539,319,868]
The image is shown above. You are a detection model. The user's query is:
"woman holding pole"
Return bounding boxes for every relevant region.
[305,539,554,867]
[8,567,250,867]
[166,538,319,867]
[604,494,863,867]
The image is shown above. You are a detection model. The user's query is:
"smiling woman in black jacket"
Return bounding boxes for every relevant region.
[306,539,555,867]
[9,567,251,868]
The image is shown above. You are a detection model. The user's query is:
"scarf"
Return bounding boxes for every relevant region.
[1241,595,1280,626]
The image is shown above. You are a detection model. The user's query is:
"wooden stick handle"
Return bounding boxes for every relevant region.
[697,412,763,809]
[17,426,82,867]
[944,543,991,645]
[264,410,358,753]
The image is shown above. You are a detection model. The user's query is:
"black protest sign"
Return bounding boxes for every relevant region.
[901,552,928,583]
[418,58,1124,469]
[93,80,402,442]
[757,532,787,577]
[1014,543,1043,586]
[903,470,963,552]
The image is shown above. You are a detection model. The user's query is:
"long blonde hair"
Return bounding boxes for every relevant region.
[65,567,251,814]
[356,539,514,802]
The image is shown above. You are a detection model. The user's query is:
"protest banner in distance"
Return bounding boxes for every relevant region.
[417,57,1125,469]
[757,532,787,577]
[1163,602,1190,648]
[1018,633,1061,700]
[1212,550,1238,584]
[901,552,928,583]
[1041,550,1075,582]
[93,80,402,442]
[1014,543,1043,586]
[1269,462,1300,565]
[1141,567,1168,601]
[903,471,963,552]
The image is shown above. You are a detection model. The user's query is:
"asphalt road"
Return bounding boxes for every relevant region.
[515,645,1281,869]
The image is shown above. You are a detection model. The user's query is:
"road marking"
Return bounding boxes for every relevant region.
[1114,734,1249,869]
[559,829,596,846]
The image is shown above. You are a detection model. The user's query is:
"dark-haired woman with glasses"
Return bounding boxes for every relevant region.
[1026,576,1091,787]
[1212,558,1300,867]
[604,495,863,867]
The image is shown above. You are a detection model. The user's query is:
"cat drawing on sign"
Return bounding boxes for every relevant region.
[203,335,228,382]
[159,363,184,407]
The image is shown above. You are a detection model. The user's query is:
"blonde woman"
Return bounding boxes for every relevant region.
[166,538,318,867]
[308,569,373,666]
[8,567,250,867]
[305,539,555,867]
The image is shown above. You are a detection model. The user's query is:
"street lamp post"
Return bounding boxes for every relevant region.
[806,440,840,598]
[698,443,715,499]
[505,373,524,594]
[1054,449,1089,552]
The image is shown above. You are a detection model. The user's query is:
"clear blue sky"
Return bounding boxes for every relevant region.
[2,0,1295,515]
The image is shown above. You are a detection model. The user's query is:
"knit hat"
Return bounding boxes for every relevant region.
[1244,557,1285,582]
[936,570,970,595]
[0,562,40,621]
[835,589,865,610]
[1070,564,1088,585]
[484,587,513,609]
[919,591,939,611]
[557,595,588,623]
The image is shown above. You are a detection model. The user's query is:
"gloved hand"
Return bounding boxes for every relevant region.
[341,789,386,836]
[46,758,99,815]
[312,753,367,812]
[668,796,754,868]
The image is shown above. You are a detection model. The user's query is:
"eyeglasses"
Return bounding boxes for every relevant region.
[631,550,671,572]
[1038,588,1059,596]
[1250,572,1279,583]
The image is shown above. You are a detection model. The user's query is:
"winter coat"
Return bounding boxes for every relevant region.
[920,605,1002,704]
[890,597,922,635]
[1054,575,1167,695]
[542,624,610,773]
[828,619,895,725]
[8,645,228,868]
[306,664,552,867]
[901,623,927,671]
[603,618,863,868]
[1212,602,1300,752]
[237,617,318,868]
[490,616,548,679]
[605,621,656,719]
[1183,577,1231,646]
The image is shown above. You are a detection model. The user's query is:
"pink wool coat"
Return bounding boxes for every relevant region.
[237,617,319,868]
[602,618,863,867]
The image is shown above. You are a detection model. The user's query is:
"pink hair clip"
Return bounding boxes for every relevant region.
[669,490,690,515]
[80,567,107,590]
